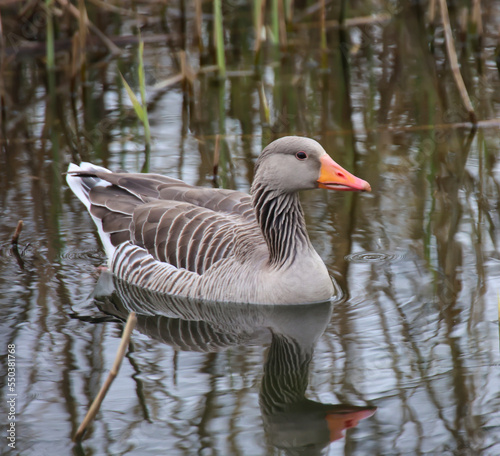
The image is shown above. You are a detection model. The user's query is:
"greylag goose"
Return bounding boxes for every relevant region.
[67,136,370,304]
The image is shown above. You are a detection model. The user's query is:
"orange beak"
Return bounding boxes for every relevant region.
[317,154,371,192]
[325,408,376,442]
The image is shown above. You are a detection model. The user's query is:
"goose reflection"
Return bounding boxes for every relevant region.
[90,272,375,455]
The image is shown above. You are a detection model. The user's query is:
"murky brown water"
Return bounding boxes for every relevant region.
[1,2,500,455]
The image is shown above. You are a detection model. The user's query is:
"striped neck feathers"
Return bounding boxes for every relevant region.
[259,333,312,414]
[251,183,311,269]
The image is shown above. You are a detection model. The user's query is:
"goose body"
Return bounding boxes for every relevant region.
[67,136,370,304]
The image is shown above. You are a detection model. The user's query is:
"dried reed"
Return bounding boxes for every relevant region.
[73,312,137,442]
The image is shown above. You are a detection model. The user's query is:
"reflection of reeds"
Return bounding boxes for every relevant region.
[214,83,232,188]
[45,0,55,71]
[195,0,203,52]
[0,8,5,140]
[438,0,477,124]
[471,0,484,46]
[254,0,266,61]
[213,0,226,78]
[320,0,327,51]
[271,0,279,45]
[120,40,151,172]
[212,133,220,184]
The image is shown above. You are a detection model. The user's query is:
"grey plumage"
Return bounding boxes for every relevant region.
[66,136,370,304]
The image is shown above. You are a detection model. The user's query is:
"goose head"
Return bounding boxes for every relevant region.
[253,136,371,194]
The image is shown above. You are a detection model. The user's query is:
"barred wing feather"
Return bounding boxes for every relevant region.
[68,164,260,277]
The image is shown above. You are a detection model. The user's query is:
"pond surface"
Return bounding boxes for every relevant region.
[1,2,500,455]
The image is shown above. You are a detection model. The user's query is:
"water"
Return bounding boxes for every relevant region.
[1,2,500,455]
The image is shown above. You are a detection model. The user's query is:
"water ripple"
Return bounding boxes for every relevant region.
[0,243,37,258]
[60,249,106,260]
[345,251,406,263]
[0,244,106,261]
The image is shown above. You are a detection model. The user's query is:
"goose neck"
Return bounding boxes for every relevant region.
[251,184,311,268]
[259,333,312,414]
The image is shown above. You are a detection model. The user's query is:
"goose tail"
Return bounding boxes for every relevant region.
[66,162,117,263]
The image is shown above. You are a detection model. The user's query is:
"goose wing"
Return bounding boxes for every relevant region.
[88,171,255,219]
[130,201,254,274]
[80,171,261,275]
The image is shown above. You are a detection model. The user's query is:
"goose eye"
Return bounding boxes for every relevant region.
[295,151,308,160]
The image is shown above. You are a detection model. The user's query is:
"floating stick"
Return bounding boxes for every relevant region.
[73,312,137,442]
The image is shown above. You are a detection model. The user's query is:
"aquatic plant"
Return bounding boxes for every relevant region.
[120,40,151,172]
[214,0,226,78]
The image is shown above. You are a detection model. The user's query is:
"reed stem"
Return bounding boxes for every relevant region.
[46,0,55,71]
[271,0,279,45]
[320,0,327,51]
[195,0,203,52]
[213,0,226,78]
[254,0,266,60]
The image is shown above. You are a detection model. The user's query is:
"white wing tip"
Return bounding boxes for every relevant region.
[67,162,112,174]
[66,161,117,262]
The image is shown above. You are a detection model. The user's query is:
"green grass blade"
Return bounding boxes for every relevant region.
[120,71,145,122]
[136,41,150,145]
[119,40,151,170]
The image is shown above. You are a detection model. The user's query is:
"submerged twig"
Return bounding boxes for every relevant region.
[213,134,220,184]
[10,220,25,270]
[11,220,24,245]
[438,0,477,124]
[73,312,137,442]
